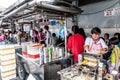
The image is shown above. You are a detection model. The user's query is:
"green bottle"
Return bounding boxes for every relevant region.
[48,48,52,62]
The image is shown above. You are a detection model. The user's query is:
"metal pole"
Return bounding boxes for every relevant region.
[64,14,67,57]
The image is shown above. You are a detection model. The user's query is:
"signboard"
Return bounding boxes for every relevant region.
[104,7,120,16]
[39,22,50,26]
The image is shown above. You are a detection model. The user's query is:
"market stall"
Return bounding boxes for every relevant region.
[17,42,71,80]
[0,0,82,80]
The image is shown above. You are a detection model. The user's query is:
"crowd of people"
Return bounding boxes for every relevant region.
[67,25,120,76]
[0,29,23,44]
[0,25,120,74]
[0,25,64,47]
[29,25,64,47]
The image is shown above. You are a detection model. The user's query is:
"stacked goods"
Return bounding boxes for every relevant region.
[48,48,52,62]
[58,48,64,58]
[55,47,59,58]
[39,48,44,65]
[25,43,43,73]
[52,47,55,60]
[0,45,16,80]
[43,47,65,63]
[21,42,31,56]
[52,47,57,60]
[58,65,96,80]
[78,57,98,68]
[43,47,49,63]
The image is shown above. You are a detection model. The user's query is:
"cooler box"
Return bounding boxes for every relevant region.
[27,43,42,58]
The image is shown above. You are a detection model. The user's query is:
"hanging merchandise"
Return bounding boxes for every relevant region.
[51,20,56,26]
[59,23,65,39]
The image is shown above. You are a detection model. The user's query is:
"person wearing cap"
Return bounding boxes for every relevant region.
[84,27,108,55]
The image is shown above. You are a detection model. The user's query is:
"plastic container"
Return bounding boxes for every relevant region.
[27,45,42,58]
[78,54,83,63]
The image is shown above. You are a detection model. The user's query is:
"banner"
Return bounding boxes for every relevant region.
[104,7,120,16]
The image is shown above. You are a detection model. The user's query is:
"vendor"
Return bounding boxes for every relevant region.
[84,27,108,55]
[67,25,85,64]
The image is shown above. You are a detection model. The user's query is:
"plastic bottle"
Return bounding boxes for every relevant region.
[48,47,52,62]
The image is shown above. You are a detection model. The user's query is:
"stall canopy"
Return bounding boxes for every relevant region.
[0,0,82,21]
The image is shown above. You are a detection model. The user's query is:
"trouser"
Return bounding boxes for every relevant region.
[40,40,45,44]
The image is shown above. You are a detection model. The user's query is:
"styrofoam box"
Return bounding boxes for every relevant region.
[0,54,15,61]
[1,64,16,72]
[1,70,16,78]
[1,59,16,66]
[27,46,40,54]
[0,49,15,54]
[0,45,16,51]
[27,46,41,58]
[21,42,31,52]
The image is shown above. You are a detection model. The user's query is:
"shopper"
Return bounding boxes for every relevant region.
[67,25,85,64]
[33,29,38,43]
[17,29,22,45]
[30,28,34,42]
[56,36,65,47]
[0,33,5,44]
[13,31,17,44]
[114,33,120,39]
[84,27,108,55]
[38,28,45,44]
[104,33,110,46]
[51,33,58,46]
[109,37,120,71]
[114,32,120,48]
[78,28,86,40]
[44,25,51,47]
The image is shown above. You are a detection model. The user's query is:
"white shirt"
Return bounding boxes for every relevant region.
[45,31,51,46]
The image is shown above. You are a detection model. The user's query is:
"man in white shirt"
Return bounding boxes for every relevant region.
[44,26,51,47]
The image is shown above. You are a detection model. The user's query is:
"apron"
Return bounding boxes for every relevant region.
[89,41,103,54]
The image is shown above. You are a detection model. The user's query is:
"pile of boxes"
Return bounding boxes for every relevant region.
[0,45,16,80]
